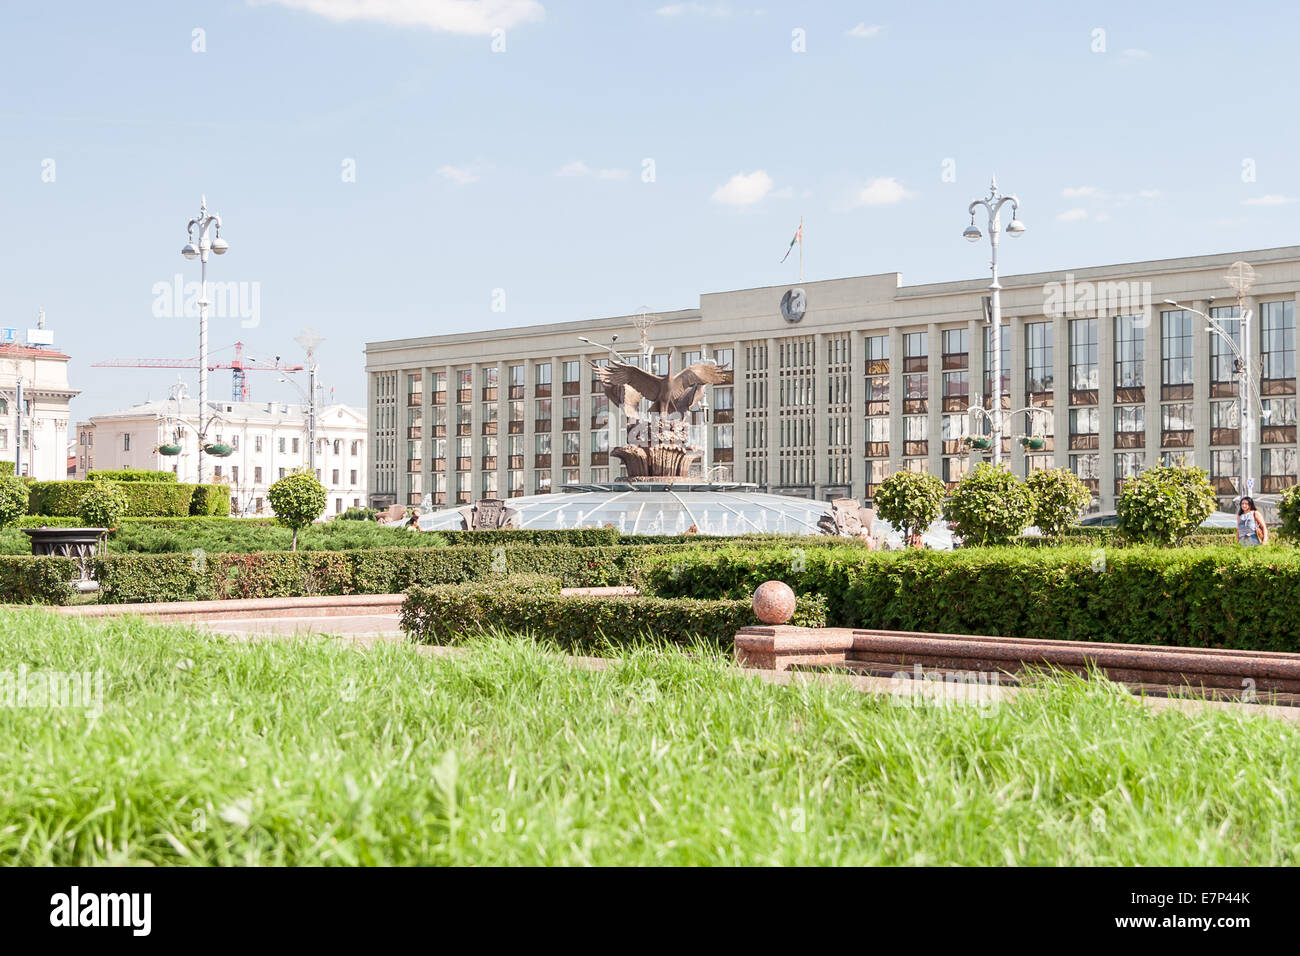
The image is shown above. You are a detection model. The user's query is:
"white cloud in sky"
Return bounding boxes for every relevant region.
[846,23,882,38]
[1243,194,1296,206]
[854,177,912,206]
[252,0,544,35]
[1056,208,1089,222]
[1062,185,1102,198]
[711,170,774,206]
[556,160,627,180]
[437,165,480,185]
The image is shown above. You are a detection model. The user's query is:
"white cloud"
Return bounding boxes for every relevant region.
[252,0,544,35]
[1056,208,1089,222]
[1243,194,1297,206]
[854,176,913,206]
[846,22,882,38]
[711,170,774,206]
[1062,185,1102,198]
[556,160,627,180]
[437,164,479,185]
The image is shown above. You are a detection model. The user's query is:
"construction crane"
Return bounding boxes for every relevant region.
[92,342,305,401]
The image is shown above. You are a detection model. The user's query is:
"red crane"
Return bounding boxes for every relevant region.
[92,342,305,401]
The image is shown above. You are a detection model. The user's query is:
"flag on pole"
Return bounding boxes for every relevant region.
[780,222,802,263]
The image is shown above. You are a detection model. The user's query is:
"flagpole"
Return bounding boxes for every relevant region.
[799,215,803,283]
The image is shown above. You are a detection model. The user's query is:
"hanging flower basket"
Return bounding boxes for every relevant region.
[157,443,183,456]
[963,435,994,451]
[204,443,234,457]
[1019,436,1046,451]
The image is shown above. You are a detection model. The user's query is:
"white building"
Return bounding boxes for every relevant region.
[86,399,368,517]
[0,342,80,480]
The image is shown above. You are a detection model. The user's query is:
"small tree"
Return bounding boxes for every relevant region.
[0,475,28,529]
[1025,467,1093,539]
[943,463,1035,547]
[1277,484,1300,541]
[267,470,327,551]
[77,482,128,530]
[1116,464,1216,545]
[872,470,945,542]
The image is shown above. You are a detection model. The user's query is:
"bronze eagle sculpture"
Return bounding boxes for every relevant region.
[592,359,730,420]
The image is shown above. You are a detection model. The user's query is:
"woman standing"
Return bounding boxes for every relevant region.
[1237,496,1269,546]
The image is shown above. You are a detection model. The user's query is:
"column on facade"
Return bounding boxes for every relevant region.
[888,326,904,473]
[1191,299,1212,486]
[813,332,828,495]
[523,358,536,494]
[729,338,745,486]
[926,322,942,478]
[765,336,779,492]
[1098,314,1116,509]
[444,363,455,504]
[850,330,867,500]
[1052,312,1069,471]
[1143,311,1162,475]
[1008,315,1025,475]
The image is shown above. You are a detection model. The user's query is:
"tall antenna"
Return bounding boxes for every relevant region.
[630,307,659,365]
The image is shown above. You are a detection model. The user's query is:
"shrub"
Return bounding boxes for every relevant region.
[267,472,327,551]
[943,463,1034,546]
[1025,467,1093,539]
[29,480,201,518]
[336,506,378,522]
[400,582,827,651]
[77,483,128,529]
[1117,465,1217,545]
[1277,484,1300,541]
[872,471,945,540]
[0,555,78,604]
[0,476,28,530]
[0,461,13,477]
[88,469,177,482]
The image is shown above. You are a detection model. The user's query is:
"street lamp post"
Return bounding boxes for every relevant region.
[964,177,1026,467]
[1164,298,1258,497]
[180,196,228,485]
[294,329,325,476]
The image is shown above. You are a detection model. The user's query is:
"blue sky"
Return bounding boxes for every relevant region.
[2,0,1298,420]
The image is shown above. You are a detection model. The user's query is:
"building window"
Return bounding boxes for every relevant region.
[278,467,286,479]
[1114,451,1145,481]
[1024,321,1053,394]
[1114,314,1145,390]
[1263,447,1297,480]
[509,364,525,388]
[350,469,358,485]
[903,332,927,371]
[1261,300,1296,381]
[1115,405,1145,432]
[1161,403,1193,433]
[535,469,551,493]
[1208,306,1241,385]
[1161,309,1194,386]
[1069,407,1099,435]
[535,362,551,386]
[254,466,263,483]
[983,323,1010,398]
[123,434,130,451]
[1069,318,1099,391]
[331,468,340,485]
[1070,453,1100,481]
[292,437,300,453]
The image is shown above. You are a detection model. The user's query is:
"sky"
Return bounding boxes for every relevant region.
[1,0,1298,423]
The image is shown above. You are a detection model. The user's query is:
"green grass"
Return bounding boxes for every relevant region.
[1,609,1297,865]
[0,519,445,555]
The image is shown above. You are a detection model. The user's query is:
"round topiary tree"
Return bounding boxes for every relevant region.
[1276,484,1300,541]
[872,470,946,544]
[943,462,1035,547]
[267,470,327,551]
[0,475,28,530]
[1116,464,1216,545]
[77,482,128,530]
[1025,467,1093,540]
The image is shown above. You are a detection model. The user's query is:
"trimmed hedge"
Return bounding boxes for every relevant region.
[0,556,79,605]
[89,543,725,604]
[643,544,1300,652]
[400,579,827,650]
[28,480,226,518]
[88,469,177,482]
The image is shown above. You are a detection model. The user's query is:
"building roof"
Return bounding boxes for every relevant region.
[88,399,365,427]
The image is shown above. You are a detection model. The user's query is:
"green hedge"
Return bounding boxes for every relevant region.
[28,480,229,518]
[400,580,827,651]
[644,544,1300,652]
[88,543,721,604]
[0,461,13,477]
[88,469,177,482]
[0,556,80,604]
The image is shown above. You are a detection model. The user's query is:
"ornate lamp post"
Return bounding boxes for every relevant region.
[963,177,1026,467]
[180,196,228,484]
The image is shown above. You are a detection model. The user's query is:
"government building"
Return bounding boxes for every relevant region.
[364,245,1299,512]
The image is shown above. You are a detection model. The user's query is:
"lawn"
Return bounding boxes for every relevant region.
[1,609,1297,865]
